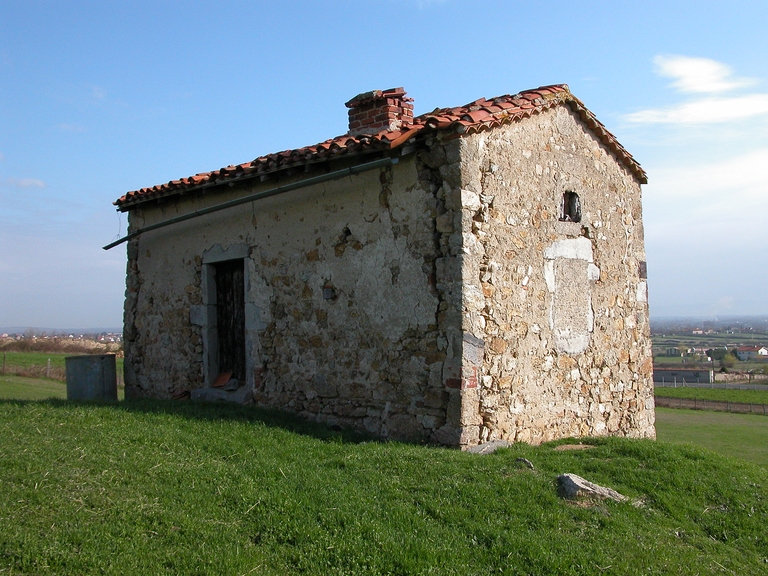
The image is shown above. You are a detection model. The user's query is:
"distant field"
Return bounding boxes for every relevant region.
[0,374,67,400]
[0,374,124,401]
[655,386,768,405]
[652,331,767,348]
[1,351,124,382]
[655,407,768,468]
[2,351,69,370]
[652,331,768,373]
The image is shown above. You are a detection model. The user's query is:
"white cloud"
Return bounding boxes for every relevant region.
[648,148,768,199]
[628,56,768,316]
[2,178,47,189]
[642,147,768,246]
[654,55,755,94]
[626,94,768,124]
[625,55,768,125]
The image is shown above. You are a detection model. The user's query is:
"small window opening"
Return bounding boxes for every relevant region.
[559,191,581,223]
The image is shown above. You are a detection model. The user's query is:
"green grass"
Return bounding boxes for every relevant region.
[1,351,69,370]
[1,351,124,380]
[656,386,768,405]
[0,374,124,401]
[1,399,767,575]
[0,374,67,400]
[655,407,768,469]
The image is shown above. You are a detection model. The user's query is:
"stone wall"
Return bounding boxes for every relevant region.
[122,104,655,447]
[123,155,458,441]
[453,105,655,445]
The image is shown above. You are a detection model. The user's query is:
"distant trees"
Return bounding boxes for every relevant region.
[706,348,738,370]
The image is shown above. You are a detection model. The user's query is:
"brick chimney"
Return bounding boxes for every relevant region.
[345,87,414,136]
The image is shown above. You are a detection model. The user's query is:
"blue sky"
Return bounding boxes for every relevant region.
[1,0,767,328]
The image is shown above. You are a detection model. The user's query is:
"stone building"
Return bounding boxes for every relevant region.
[112,85,655,446]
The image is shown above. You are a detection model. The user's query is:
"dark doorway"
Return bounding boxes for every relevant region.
[215,259,246,381]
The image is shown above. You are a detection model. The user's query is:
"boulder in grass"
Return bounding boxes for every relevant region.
[557,473,628,503]
[465,440,511,454]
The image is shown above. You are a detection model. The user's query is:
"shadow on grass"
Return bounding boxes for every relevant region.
[0,397,378,445]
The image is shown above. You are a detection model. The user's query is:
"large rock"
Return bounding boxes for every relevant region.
[557,473,627,502]
[465,439,511,454]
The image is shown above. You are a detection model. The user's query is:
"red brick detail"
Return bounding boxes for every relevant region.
[463,366,478,389]
[345,87,415,136]
[445,366,479,390]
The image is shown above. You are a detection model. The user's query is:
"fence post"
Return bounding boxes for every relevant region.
[46,358,51,379]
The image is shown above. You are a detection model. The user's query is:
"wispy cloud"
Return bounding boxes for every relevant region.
[626,94,768,124]
[643,147,768,250]
[654,55,755,94]
[649,148,768,199]
[2,178,47,189]
[625,55,768,124]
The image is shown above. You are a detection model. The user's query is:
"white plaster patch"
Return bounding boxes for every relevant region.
[543,237,593,262]
[543,260,555,293]
[544,237,597,355]
[636,280,648,303]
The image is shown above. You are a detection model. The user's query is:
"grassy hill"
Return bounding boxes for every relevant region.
[1,399,767,575]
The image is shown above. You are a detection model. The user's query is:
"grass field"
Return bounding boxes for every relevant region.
[655,407,768,468]
[0,374,67,400]
[0,374,124,401]
[652,332,767,348]
[1,396,768,574]
[655,386,768,405]
[1,351,124,381]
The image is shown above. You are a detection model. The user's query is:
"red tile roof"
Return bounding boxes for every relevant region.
[115,84,646,210]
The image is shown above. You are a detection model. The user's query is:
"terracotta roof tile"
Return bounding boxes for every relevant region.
[115,84,647,209]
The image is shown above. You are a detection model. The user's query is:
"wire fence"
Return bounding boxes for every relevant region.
[655,396,768,416]
[1,356,124,388]
[655,380,768,391]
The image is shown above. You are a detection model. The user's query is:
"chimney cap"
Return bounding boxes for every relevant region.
[345,87,410,108]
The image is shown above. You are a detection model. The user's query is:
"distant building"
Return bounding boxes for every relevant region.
[735,346,768,361]
[653,368,713,384]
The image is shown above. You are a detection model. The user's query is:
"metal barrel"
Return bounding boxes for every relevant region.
[65,354,118,401]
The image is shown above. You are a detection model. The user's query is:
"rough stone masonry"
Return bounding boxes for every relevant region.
[115,85,655,447]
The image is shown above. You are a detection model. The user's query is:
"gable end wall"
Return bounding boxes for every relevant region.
[455,105,655,445]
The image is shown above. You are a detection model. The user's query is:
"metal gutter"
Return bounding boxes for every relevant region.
[103,156,397,251]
